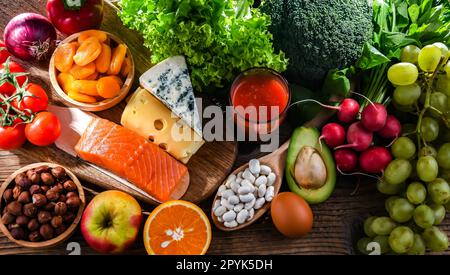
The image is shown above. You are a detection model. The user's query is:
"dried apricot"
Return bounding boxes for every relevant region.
[56,73,75,93]
[70,62,96,80]
[73,37,102,66]
[97,76,121,99]
[120,56,132,78]
[78,30,108,44]
[68,90,97,103]
[85,71,99,80]
[54,42,77,73]
[95,43,111,73]
[108,44,127,75]
[71,80,99,96]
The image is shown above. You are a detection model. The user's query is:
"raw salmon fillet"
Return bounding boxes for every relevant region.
[75,118,189,202]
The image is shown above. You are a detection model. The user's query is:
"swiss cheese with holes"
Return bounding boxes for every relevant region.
[121,88,204,164]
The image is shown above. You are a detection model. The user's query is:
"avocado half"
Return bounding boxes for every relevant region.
[286,127,336,204]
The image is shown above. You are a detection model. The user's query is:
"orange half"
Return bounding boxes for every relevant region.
[143,200,212,255]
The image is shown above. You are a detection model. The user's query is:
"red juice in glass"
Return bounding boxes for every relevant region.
[230,68,290,140]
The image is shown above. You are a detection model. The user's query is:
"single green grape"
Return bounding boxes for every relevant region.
[371,217,397,235]
[437,143,450,169]
[400,45,421,64]
[433,42,449,59]
[406,182,427,204]
[385,196,401,213]
[388,62,419,86]
[377,180,405,195]
[363,216,377,238]
[417,156,439,182]
[389,197,415,223]
[407,234,426,255]
[384,159,412,185]
[392,137,416,159]
[419,146,437,158]
[418,45,442,72]
[388,226,415,254]
[430,204,446,225]
[422,226,449,252]
[428,178,450,204]
[413,204,435,229]
[357,237,372,255]
[429,92,448,118]
[373,235,391,254]
[436,75,450,97]
[393,84,421,106]
[420,117,440,142]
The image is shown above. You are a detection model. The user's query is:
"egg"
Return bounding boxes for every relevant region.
[270,192,313,238]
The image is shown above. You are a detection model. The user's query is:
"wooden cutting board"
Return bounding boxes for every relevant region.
[0,1,237,206]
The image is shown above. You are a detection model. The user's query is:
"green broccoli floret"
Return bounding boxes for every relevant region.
[262,0,373,86]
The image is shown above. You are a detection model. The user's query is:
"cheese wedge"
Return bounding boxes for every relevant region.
[121,88,204,164]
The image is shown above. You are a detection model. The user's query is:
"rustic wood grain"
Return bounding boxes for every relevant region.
[0,0,449,256]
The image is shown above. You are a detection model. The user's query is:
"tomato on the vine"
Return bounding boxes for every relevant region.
[25,111,61,146]
[12,83,49,114]
[0,59,27,95]
[0,118,26,150]
[0,41,11,64]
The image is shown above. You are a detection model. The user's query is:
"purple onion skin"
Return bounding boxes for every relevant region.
[4,13,57,61]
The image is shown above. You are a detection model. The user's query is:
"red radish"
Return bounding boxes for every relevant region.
[337,98,360,123]
[361,103,387,131]
[335,122,373,151]
[320,123,345,148]
[377,115,401,139]
[359,146,392,174]
[334,149,358,172]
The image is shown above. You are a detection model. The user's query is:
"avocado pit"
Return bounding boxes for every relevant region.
[293,146,327,189]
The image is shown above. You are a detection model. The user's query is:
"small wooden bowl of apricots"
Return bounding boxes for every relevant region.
[49,30,135,112]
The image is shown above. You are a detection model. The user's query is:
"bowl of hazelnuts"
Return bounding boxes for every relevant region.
[0,162,85,248]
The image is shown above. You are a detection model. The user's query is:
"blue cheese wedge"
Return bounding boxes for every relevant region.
[139,56,202,136]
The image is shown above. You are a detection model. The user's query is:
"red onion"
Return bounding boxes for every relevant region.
[4,13,57,61]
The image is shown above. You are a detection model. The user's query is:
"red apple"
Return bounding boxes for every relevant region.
[81,190,142,253]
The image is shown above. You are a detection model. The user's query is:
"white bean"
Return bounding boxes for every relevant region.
[244,198,256,210]
[234,203,244,212]
[230,181,241,193]
[239,193,255,203]
[238,186,252,195]
[247,208,255,221]
[254,176,268,187]
[228,195,239,205]
[214,205,226,217]
[224,220,238,228]
[260,165,272,175]
[217,185,227,196]
[221,198,234,210]
[258,184,267,198]
[249,159,261,175]
[226,174,236,184]
[213,199,221,211]
[236,209,249,224]
[222,210,237,222]
[217,216,223,223]
[265,186,274,201]
[242,169,256,183]
[241,180,255,192]
[267,172,276,186]
[221,189,235,199]
[235,177,242,184]
[225,181,232,188]
[254,197,266,209]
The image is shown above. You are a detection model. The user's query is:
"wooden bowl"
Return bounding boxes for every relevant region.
[0,163,86,248]
[49,31,135,112]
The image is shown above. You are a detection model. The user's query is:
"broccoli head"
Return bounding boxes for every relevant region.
[262,0,373,86]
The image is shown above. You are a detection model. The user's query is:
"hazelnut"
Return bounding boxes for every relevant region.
[3,189,13,204]
[23,203,37,217]
[37,210,52,224]
[63,180,77,192]
[29,185,41,195]
[32,193,47,207]
[66,192,77,198]
[63,212,75,223]
[15,215,29,226]
[15,173,31,189]
[51,216,63,228]
[12,186,22,199]
[54,202,67,216]
[17,191,31,204]
[54,224,66,235]
[46,190,59,202]
[6,201,22,216]
[44,202,56,212]
[66,196,81,208]
[40,173,54,186]
[10,227,26,240]
[50,184,63,194]
[58,194,66,203]
[28,231,41,242]
[26,169,40,184]
[34,165,49,174]
[39,224,54,240]
[40,186,49,193]
[1,212,15,225]
[27,219,39,231]
[51,167,66,179]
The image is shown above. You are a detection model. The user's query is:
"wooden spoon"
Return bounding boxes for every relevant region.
[211,109,335,231]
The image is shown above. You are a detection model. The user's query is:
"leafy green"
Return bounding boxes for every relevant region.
[118,0,287,92]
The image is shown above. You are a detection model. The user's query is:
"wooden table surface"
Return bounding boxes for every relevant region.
[0,0,449,255]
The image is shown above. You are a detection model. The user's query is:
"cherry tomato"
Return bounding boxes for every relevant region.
[25,112,61,146]
[0,60,27,95]
[46,0,104,35]
[0,41,11,64]
[12,83,49,114]
[0,118,26,150]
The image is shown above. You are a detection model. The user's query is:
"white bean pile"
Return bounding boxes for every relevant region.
[213,159,276,228]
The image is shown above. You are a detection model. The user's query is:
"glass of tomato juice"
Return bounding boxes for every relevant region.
[230,68,290,141]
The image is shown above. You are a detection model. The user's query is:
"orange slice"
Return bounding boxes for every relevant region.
[143,200,212,255]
